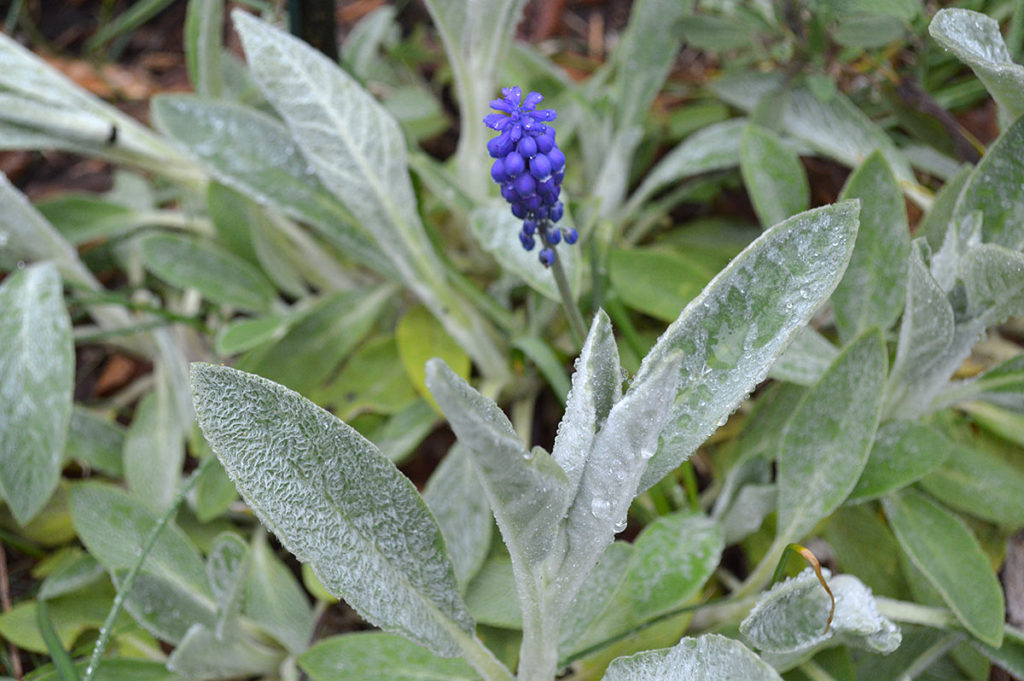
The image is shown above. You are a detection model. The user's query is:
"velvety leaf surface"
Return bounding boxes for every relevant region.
[69,482,216,643]
[423,444,493,586]
[832,151,910,342]
[740,124,809,229]
[151,95,388,274]
[767,326,837,386]
[123,377,185,513]
[952,115,1024,250]
[470,204,580,302]
[426,359,568,566]
[849,421,951,502]
[243,532,315,654]
[551,310,622,497]
[885,241,956,418]
[206,532,248,635]
[191,363,472,656]
[233,11,502,376]
[637,202,860,492]
[712,75,916,191]
[299,632,479,681]
[919,442,1024,526]
[237,288,389,396]
[557,358,681,604]
[601,634,782,681]
[139,232,277,312]
[627,119,746,211]
[777,329,886,544]
[64,407,124,476]
[740,569,900,661]
[882,488,1005,647]
[167,623,283,680]
[0,263,73,525]
[930,9,1024,129]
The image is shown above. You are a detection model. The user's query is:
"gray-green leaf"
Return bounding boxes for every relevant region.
[882,488,1005,647]
[885,241,956,418]
[426,359,568,566]
[151,95,391,278]
[833,150,910,342]
[69,482,216,643]
[767,326,837,386]
[626,118,746,214]
[139,233,277,312]
[740,569,900,665]
[299,632,480,681]
[952,115,1024,250]
[929,9,1024,130]
[551,310,622,497]
[636,201,861,491]
[469,203,580,302]
[0,263,74,525]
[849,421,951,502]
[601,634,782,681]
[232,11,504,378]
[777,328,886,544]
[740,124,809,229]
[423,443,494,586]
[123,373,186,513]
[191,363,473,656]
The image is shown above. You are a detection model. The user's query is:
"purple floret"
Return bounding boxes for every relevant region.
[484,86,577,268]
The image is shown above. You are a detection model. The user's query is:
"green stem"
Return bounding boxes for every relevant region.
[798,660,839,681]
[551,254,586,349]
[452,630,515,681]
[82,457,217,681]
[873,598,958,629]
[898,632,962,681]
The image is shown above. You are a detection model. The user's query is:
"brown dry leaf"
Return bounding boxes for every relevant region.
[95,355,144,396]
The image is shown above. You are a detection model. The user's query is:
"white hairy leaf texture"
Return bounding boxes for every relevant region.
[69,482,217,644]
[426,359,569,566]
[232,11,504,377]
[0,263,74,525]
[423,443,493,586]
[601,634,782,681]
[776,328,887,545]
[740,569,900,668]
[930,9,1024,129]
[191,363,473,657]
[636,202,860,491]
[833,151,910,342]
[551,310,622,498]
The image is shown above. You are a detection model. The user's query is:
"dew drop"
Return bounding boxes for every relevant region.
[590,497,612,519]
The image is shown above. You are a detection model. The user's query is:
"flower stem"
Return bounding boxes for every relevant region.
[550,254,586,348]
[82,457,216,681]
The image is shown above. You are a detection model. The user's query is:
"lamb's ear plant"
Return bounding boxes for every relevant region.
[192,192,863,681]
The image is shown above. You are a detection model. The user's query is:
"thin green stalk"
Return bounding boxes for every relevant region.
[37,599,79,681]
[550,255,586,349]
[82,457,217,681]
[74,320,181,344]
[896,632,962,681]
[798,660,839,681]
[874,598,958,629]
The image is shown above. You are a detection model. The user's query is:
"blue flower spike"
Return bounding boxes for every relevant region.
[485,86,574,268]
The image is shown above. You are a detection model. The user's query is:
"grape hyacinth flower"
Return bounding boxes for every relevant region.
[485,86,577,268]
